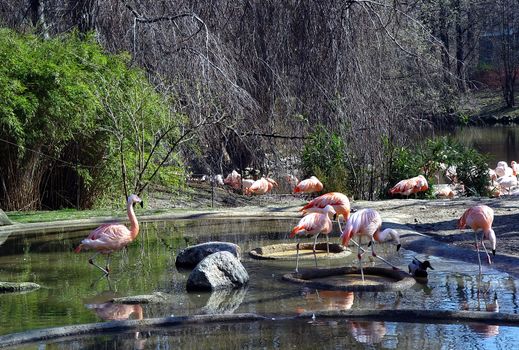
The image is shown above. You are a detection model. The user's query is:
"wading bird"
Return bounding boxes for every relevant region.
[293,176,323,194]
[300,192,351,230]
[408,257,434,279]
[341,208,401,281]
[245,177,278,195]
[457,204,496,274]
[74,194,143,275]
[389,175,429,198]
[290,205,336,272]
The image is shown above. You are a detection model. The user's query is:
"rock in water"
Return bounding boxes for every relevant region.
[0,209,12,226]
[186,251,249,291]
[176,242,241,268]
[111,292,172,304]
[0,282,40,293]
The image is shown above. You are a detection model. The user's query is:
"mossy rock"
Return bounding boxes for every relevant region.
[0,282,40,293]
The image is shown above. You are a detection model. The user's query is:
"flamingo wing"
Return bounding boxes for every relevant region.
[458,205,494,231]
[290,213,329,238]
[81,223,132,251]
[389,179,413,195]
[302,192,350,218]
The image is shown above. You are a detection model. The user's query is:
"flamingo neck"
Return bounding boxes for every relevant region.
[127,200,139,240]
[484,229,496,250]
[378,229,400,244]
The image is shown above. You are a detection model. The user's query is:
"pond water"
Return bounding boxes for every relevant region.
[435,125,519,167]
[1,218,519,349]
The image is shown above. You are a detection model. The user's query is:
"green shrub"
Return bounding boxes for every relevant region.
[0,28,185,209]
[383,136,490,198]
[301,125,349,193]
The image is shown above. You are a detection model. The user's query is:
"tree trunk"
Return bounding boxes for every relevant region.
[4,150,45,211]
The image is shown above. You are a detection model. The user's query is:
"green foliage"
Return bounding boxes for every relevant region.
[0,28,186,209]
[383,136,490,198]
[301,125,349,193]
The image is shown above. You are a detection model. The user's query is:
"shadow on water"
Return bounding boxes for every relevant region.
[1,217,519,348]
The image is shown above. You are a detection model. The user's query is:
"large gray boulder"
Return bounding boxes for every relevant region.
[0,209,12,226]
[176,241,241,268]
[186,251,249,291]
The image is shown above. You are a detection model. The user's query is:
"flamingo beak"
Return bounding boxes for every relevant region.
[333,213,337,221]
[396,244,401,251]
[492,249,496,256]
[140,201,144,208]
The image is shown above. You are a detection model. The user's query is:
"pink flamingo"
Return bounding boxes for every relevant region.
[300,192,351,229]
[511,161,519,176]
[293,176,323,194]
[389,175,429,198]
[341,208,401,281]
[290,205,336,272]
[244,177,277,195]
[74,194,143,275]
[457,205,496,273]
[86,303,143,321]
[223,170,242,190]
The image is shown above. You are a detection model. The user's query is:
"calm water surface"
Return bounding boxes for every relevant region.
[1,218,519,349]
[437,125,519,166]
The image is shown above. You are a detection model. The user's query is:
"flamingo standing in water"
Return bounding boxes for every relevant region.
[293,176,323,194]
[290,205,336,272]
[389,175,429,198]
[74,194,143,275]
[300,192,351,230]
[457,204,496,274]
[341,208,401,281]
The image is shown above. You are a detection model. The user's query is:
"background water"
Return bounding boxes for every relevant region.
[435,125,519,167]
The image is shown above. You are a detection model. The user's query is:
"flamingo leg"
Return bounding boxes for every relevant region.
[336,215,343,233]
[326,234,330,255]
[357,236,365,282]
[105,254,111,274]
[353,239,400,270]
[295,237,301,273]
[88,252,109,275]
[312,233,320,268]
[474,231,482,275]
[480,238,492,265]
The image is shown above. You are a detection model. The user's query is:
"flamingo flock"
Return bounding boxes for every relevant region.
[74,171,499,290]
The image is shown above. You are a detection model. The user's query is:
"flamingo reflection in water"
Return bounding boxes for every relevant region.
[461,292,500,338]
[86,303,147,348]
[295,290,354,314]
[347,321,387,345]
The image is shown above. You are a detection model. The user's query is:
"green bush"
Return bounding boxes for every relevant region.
[301,125,349,193]
[0,28,185,209]
[383,136,490,198]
